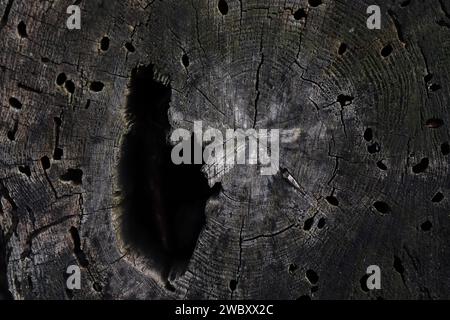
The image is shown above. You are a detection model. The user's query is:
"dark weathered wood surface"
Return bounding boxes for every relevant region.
[1,0,450,299]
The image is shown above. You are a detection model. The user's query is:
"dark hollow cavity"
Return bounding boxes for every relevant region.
[338,43,347,55]
[429,83,441,92]
[306,269,319,284]
[325,195,339,206]
[425,118,444,128]
[337,94,354,107]
[373,201,390,214]
[308,0,322,7]
[60,168,83,185]
[53,148,63,160]
[303,217,314,231]
[117,64,220,284]
[441,142,450,155]
[100,36,110,51]
[400,0,411,7]
[421,220,432,231]
[293,8,307,20]
[317,217,326,229]
[0,229,13,300]
[412,158,429,174]
[41,156,50,170]
[229,279,237,291]
[7,120,18,141]
[393,256,404,274]
[17,21,27,38]
[125,42,135,52]
[56,73,67,86]
[65,80,75,94]
[360,274,369,292]
[218,0,229,15]
[18,165,31,177]
[381,44,393,57]
[90,81,104,92]
[367,142,380,154]
[376,160,387,170]
[431,192,444,203]
[363,128,373,141]
[69,226,89,267]
[181,54,190,68]
[9,97,22,110]
[289,263,298,274]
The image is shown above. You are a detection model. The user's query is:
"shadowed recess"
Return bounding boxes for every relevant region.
[117,64,219,285]
[0,229,13,300]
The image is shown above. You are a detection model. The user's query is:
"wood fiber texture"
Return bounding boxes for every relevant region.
[0,0,450,299]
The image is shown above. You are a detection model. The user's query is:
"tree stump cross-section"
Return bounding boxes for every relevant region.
[0,0,449,300]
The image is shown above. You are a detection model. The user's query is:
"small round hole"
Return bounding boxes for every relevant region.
[182,54,190,68]
[7,130,15,141]
[229,279,237,291]
[100,36,110,51]
[53,148,63,160]
[363,128,373,141]
[420,220,432,231]
[41,156,50,170]
[429,83,441,92]
[125,42,135,52]
[431,192,443,203]
[425,118,444,128]
[289,263,298,274]
[9,97,22,110]
[393,256,404,274]
[412,158,429,174]
[381,44,393,57]
[306,269,319,284]
[325,196,339,206]
[360,274,369,292]
[218,0,229,15]
[18,21,28,38]
[338,43,347,55]
[18,165,31,177]
[90,81,104,92]
[56,73,67,86]
[441,142,450,155]
[317,218,326,229]
[308,0,322,7]
[373,201,390,214]
[293,8,307,20]
[337,94,354,107]
[400,0,411,7]
[64,80,75,94]
[367,142,381,154]
[376,160,387,171]
[303,217,314,231]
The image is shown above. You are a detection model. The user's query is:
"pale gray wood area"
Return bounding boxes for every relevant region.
[0,0,450,300]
